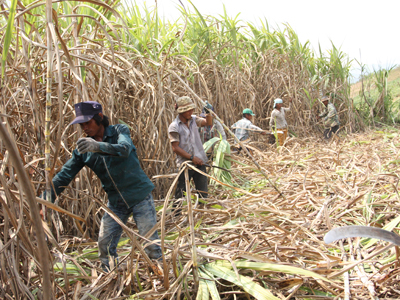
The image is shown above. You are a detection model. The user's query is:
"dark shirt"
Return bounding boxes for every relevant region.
[49,124,154,207]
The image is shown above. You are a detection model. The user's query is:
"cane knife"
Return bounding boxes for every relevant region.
[324,225,400,246]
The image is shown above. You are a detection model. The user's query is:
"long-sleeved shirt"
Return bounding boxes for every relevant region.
[199,119,227,143]
[168,115,208,167]
[319,103,340,128]
[49,124,154,208]
[269,104,290,129]
[231,118,262,141]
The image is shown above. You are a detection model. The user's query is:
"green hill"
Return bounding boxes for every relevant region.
[350,65,400,123]
[351,66,400,100]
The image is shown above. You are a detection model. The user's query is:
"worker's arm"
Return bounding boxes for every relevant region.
[171,141,204,166]
[284,99,292,112]
[96,124,134,157]
[77,124,134,157]
[199,114,212,127]
[215,120,227,140]
[269,110,277,128]
[325,104,337,120]
[249,124,267,135]
[46,150,85,202]
[318,107,327,118]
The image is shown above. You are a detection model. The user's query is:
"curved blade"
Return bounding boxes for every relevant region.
[324,225,400,246]
[203,163,231,172]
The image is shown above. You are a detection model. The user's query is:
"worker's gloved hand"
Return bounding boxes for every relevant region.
[77,137,100,154]
[203,101,213,114]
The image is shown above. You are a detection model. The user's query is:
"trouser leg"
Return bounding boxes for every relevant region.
[283,128,288,140]
[131,193,162,260]
[98,202,130,271]
[175,171,186,199]
[277,128,287,146]
[277,132,284,146]
[323,128,331,140]
[175,165,207,202]
[174,168,194,215]
[192,165,208,198]
[324,126,339,140]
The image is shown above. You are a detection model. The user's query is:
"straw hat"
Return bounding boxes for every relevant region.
[176,96,196,113]
[321,96,330,103]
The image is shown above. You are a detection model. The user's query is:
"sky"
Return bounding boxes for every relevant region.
[131,0,400,81]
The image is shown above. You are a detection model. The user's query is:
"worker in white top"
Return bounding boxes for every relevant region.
[269,97,292,146]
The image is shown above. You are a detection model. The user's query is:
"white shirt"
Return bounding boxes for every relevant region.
[168,115,208,167]
[270,105,290,129]
[231,118,262,141]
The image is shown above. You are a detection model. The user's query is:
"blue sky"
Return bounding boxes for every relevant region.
[130,0,400,81]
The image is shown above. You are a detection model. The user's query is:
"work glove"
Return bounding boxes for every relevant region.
[77,137,100,154]
[203,101,213,114]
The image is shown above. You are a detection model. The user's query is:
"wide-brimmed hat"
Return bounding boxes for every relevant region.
[321,96,330,102]
[176,96,196,113]
[242,108,255,116]
[70,101,103,125]
[273,98,283,108]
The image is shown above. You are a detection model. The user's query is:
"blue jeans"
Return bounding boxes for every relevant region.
[98,193,162,270]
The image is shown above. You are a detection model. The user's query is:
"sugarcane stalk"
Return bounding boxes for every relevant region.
[44,0,53,214]
[0,121,53,298]
[184,165,199,288]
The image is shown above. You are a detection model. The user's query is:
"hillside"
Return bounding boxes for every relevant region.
[350,65,400,99]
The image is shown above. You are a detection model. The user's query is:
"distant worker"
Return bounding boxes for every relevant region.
[269,97,292,146]
[231,108,266,142]
[317,96,340,140]
[42,101,162,272]
[168,96,212,205]
[199,102,226,143]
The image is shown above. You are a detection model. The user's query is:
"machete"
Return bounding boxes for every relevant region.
[324,225,400,246]
[203,163,231,172]
[231,127,283,134]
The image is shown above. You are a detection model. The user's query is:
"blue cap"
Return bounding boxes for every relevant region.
[273,98,283,108]
[70,101,102,125]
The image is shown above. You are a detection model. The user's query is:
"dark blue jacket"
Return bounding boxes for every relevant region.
[49,124,154,207]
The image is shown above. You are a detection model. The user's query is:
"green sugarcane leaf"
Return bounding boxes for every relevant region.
[204,264,279,300]
[196,278,210,300]
[198,269,221,300]
[2,0,18,78]
[211,260,331,283]
[203,137,220,152]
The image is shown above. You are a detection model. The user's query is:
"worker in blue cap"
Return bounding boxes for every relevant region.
[43,101,162,271]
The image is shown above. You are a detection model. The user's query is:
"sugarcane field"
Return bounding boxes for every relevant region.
[2,0,400,299]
